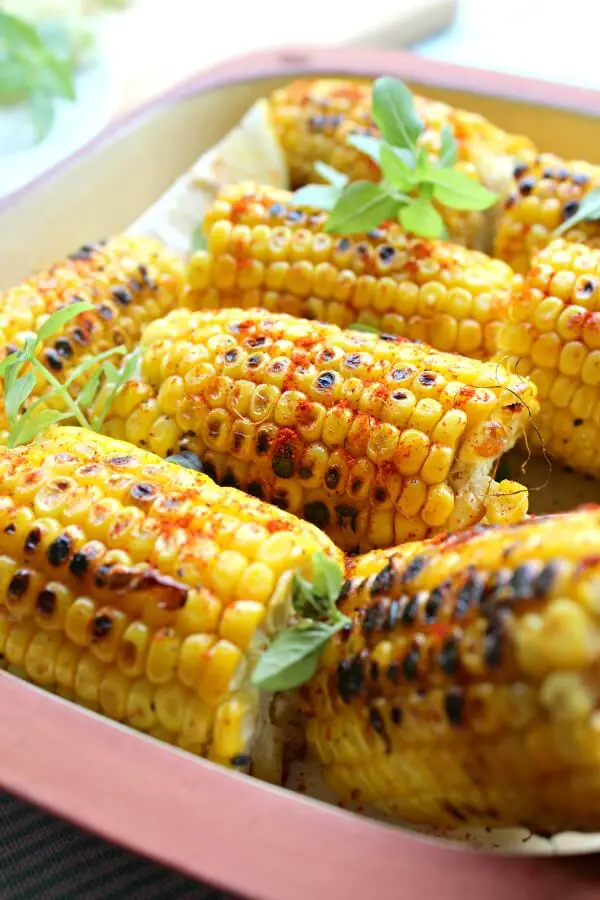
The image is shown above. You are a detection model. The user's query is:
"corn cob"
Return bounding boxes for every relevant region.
[268,78,536,250]
[98,307,535,553]
[495,239,600,477]
[494,153,600,274]
[304,506,600,834]
[0,426,342,779]
[0,236,184,441]
[187,182,517,358]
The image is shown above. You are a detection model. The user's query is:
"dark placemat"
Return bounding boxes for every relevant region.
[0,792,235,900]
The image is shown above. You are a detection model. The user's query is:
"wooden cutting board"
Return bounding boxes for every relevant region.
[110,0,457,118]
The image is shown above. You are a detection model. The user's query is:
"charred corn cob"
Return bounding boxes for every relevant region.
[98,307,535,552]
[304,506,600,834]
[496,239,600,476]
[187,182,517,359]
[0,426,342,778]
[0,236,184,441]
[494,153,600,273]
[268,78,535,250]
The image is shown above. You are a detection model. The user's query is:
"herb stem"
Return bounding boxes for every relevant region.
[63,346,126,390]
[30,357,89,428]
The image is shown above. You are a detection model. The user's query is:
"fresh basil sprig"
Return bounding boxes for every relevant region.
[0,300,139,448]
[0,11,76,143]
[251,552,349,692]
[554,187,600,236]
[291,76,497,239]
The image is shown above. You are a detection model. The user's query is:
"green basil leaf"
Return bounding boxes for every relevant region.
[292,184,341,211]
[554,187,600,236]
[0,12,43,52]
[438,123,458,168]
[0,58,29,97]
[399,200,445,239]
[314,161,349,189]
[311,552,344,608]
[36,300,95,344]
[91,347,142,431]
[429,169,498,211]
[346,133,382,165]
[7,408,71,449]
[28,90,54,143]
[379,141,416,191]
[347,322,380,334]
[251,621,345,692]
[37,52,75,101]
[77,368,104,409]
[325,182,399,235]
[372,76,424,150]
[191,223,208,252]
[5,372,36,425]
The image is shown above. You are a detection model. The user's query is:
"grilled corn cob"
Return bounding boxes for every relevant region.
[0,426,342,778]
[304,506,600,834]
[494,153,600,273]
[98,307,535,552]
[0,236,184,441]
[495,239,600,476]
[268,78,535,250]
[187,182,517,358]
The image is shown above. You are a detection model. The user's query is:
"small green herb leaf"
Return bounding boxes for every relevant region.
[325,182,399,235]
[37,301,94,345]
[251,621,345,692]
[399,200,445,239]
[346,133,383,165]
[347,322,380,334]
[379,141,416,191]
[7,409,71,450]
[314,161,349,189]
[292,184,341,211]
[91,347,142,432]
[554,187,600,236]
[311,551,344,608]
[438,123,458,168]
[28,91,54,142]
[77,368,104,410]
[0,58,29,97]
[372,76,424,150]
[5,373,36,426]
[429,168,498,211]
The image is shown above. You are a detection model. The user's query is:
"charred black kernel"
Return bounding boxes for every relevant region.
[286,209,304,223]
[518,176,535,196]
[368,706,388,741]
[563,201,580,220]
[369,661,380,681]
[349,477,363,493]
[572,172,591,186]
[513,162,528,179]
[423,587,443,623]
[391,367,411,382]
[36,588,57,616]
[232,430,245,453]
[320,349,334,361]
[483,568,513,607]
[47,534,72,566]
[337,238,351,252]
[230,754,251,767]
[339,579,352,602]
[72,327,89,346]
[373,487,387,503]
[24,528,42,553]
[92,614,113,640]
[337,656,364,702]
[362,604,383,633]
[69,552,89,577]
[402,645,420,681]
[335,505,358,531]
[271,490,288,510]
[380,333,397,342]
[256,430,270,455]
[224,349,238,363]
[401,595,419,625]
[111,286,131,305]
[533,561,559,597]
[387,661,399,685]
[246,336,266,348]
[246,481,264,499]
[444,688,465,726]
[386,599,400,629]
[370,561,394,596]
[509,564,537,600]
[316,371,336,391]
[542,167,556,179]
[391,705,403,726]
[269,203,283,216]
[44,349,63,372]
[578,279,596,297]
[378,245,396,262]
[340,621,353,643]
[68,243,97,261]
[455,570,485,616]
[272,445,295,479]
[221,471,238,488]
[484,623,503,669]
[418,372,436,386]
[439,635,460,675]
[356,243,368,257]
[108,455,133,466]
[247,354,262,368]
[368,229,384,240]
[3,524,15,534]
[401,554,427,583]
[555,167,569,181]
[303,500,330,529]
[444,802,468,822]
[298,466,312,480]
[325,466,340,490]
[270,360,286,373]
[202,461,218,481]
[54,338,73,358]
[166,451,203,473]
[130,483,157,502]
[98,304,113,320]
[574,417,584,426]
[208,418,222,440]
[129,279,143,293]
[344,353,361,369]
[391,390,407,401]
[8,570,30,598]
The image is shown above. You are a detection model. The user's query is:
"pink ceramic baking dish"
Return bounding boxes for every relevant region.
[1,44,600,900]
